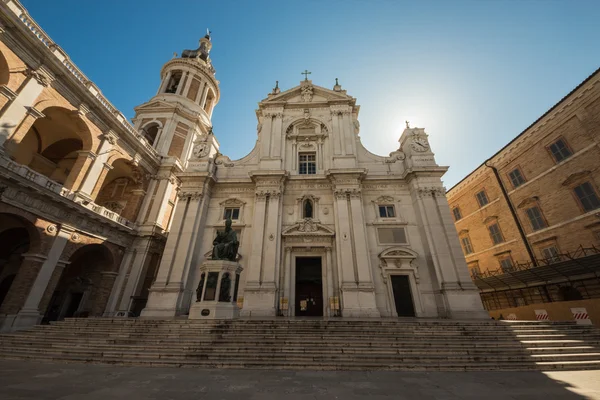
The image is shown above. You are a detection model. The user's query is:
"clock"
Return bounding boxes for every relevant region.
[411,138,429,152]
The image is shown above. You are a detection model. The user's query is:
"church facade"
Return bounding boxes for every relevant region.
[141,45,487,320]
[0,1,485,332]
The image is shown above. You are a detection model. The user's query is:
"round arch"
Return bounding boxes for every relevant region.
[44,243,115,322]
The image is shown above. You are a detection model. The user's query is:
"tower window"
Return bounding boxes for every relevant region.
[165,71,182,94]
[141,124,160,146]
[223,207,240,220]
[299,152,316,174]
[303,199,313,219]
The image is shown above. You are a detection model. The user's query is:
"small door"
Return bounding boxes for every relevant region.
[391,275,415,317]
[295,257,323,317]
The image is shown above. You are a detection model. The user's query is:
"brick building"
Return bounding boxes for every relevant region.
[447,67,600,323]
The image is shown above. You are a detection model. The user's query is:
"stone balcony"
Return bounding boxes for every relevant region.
[0,151,134,229]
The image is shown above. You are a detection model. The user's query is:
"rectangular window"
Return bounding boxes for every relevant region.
[508,168,526,188]
[488,223,504,245]
[452,207,462,221]
[461,236,474,255]
[525,206,547,231]
[377,227,407,244]
[548,138,572,163]
[476,190,489,208]
[541,246,560,263]
[574,182,600,212]
[223,207,240,220]
[499,257,514,273]
[299,152,316,175]
[378,205,396,218]
[468,262,481,278]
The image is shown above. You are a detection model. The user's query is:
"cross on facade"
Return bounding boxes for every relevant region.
[301,69,311,81]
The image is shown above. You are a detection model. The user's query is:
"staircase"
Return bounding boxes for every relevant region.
[1,318,600,371]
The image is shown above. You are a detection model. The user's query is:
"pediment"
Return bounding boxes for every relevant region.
[282,219,335,236]
[517,196,539,209]
[562,171,591,187]
[133,99,176,111]
[379,246,418,259]
[261,83,353,105]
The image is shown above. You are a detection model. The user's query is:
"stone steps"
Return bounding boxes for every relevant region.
[2,318,600,371]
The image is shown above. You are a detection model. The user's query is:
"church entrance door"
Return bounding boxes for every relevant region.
[391,275,415,317]
[295,257,323,317]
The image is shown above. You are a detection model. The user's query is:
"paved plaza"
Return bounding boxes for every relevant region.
[0,360,599,400]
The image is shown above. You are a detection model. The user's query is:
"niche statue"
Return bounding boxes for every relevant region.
[211,217,239,261]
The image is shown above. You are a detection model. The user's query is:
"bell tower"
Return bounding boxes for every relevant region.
[130,33,220,235]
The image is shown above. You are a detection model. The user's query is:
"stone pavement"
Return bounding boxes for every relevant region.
[0,360,599,400]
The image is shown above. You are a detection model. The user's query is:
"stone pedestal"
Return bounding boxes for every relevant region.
[188,260,242,320]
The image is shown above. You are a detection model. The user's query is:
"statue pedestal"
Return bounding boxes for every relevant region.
[188,260,243,320]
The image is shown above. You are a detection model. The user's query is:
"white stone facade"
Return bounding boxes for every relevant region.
[143,77,488,319]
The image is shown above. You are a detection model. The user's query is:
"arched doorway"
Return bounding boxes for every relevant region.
[11,107,91,185]
[0,213,38,311]
[44,244,114,322]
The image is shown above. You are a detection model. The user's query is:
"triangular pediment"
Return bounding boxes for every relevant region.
[282,219,335,236]
[261,82,353,105]
[134,99,177,112]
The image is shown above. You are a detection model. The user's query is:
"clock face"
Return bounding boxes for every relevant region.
[411,138,429,152]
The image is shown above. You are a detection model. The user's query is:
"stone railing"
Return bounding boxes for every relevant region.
[4,1,159,161]
[0,152,134,228]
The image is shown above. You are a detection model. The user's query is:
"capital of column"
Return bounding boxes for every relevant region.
[102,162,115,171]
[25,106,45,120]
[76,150,97,161]
[101,130,119,145]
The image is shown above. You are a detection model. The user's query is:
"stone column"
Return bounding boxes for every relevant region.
[348,191,373,283]
[342,111,356,155]
[281,247,292,315]
[260,114,273,159]
[199,84,209,108]
[92,271,118,316]
[333,192,356,284]
[157,70,172,94]
[412,185,488,319]
[63,150,96,191]
[1,69,49,148]
[325,247,335,316]
[76,131,118,200]
[14,225,73,322]
[271,113,283,158]
[103,248,135,316]
[261,193,281,286]
[241,191,273,316]
[331,111,343,155]
[37,259,69,315]
[116,237,153,315]
[141,190,208,317]
[89,163,114,199]
[136,179,158,224]
[3,107,44,154]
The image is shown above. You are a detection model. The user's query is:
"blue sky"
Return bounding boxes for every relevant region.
[21,0,600,188]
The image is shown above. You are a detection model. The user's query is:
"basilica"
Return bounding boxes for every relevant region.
[0,1,486,332]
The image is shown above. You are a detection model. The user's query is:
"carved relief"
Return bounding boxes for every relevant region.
[416,187,446,198]
[301,85,313,102]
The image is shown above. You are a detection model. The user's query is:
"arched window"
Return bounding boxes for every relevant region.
[165,71,182,94]
[141,123,160,146]
[303,199,313,219]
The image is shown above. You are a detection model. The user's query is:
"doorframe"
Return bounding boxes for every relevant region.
[378,247,423,317]
[290,252,327,317]
[386,272,418,317]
